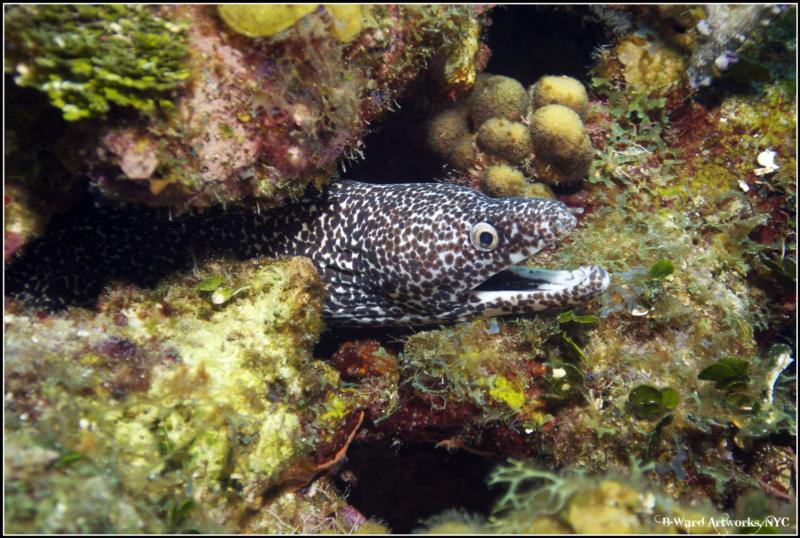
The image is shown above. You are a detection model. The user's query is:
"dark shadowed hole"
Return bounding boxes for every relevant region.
[334,440,502,533]
[483,5,608,87]
[337,99,445,184]
[314,325,414,357]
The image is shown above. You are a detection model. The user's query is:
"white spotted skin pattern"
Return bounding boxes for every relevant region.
[226,181,607,326]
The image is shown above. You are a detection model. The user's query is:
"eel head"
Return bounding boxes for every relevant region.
[351,185,610,326]
[450,195,610,320]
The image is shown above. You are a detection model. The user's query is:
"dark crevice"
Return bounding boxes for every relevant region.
[483,5,608,87]
[334,440,502,533]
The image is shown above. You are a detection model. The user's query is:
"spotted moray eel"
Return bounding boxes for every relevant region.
[6,180,610,327]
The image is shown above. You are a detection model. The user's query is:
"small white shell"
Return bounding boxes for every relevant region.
[754,148,780,176]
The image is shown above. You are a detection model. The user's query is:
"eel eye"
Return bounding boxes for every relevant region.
[470,222,499,251]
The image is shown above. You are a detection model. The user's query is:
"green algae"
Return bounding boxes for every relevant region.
[401,318,561,430]
[3,256,379,533]
[5,5,191,121]
[627,385,680,420]
[487,460,727,534]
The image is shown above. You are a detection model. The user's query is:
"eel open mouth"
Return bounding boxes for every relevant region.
[470,264,611,311]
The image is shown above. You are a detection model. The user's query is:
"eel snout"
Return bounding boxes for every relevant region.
[470,264,611,315]
[472,265,611,302]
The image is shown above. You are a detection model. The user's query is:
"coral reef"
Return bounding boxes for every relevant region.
[4,257,389,533]
[499,12,794,509]
[4,4,796,533]
[399,5,795,525]
[5,5,487,210]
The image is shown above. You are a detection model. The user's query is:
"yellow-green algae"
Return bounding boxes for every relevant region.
[402,317,562,432]
[487,462,727,534]
[218,5,378,44]
[4,5,191,121]
[4,257,386,533]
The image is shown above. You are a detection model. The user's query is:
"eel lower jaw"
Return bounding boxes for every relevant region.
[470,265,611,311]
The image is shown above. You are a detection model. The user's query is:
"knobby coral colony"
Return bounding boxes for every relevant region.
[6,181,610,327]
